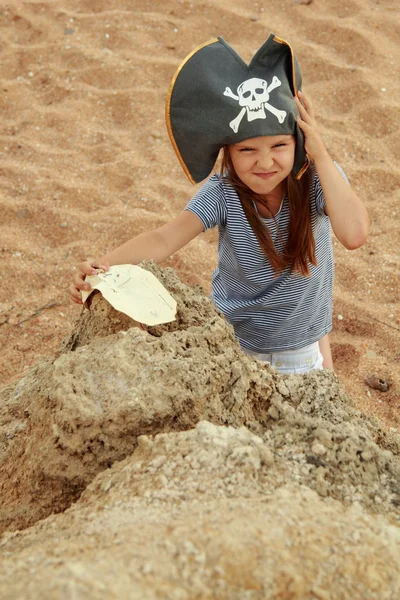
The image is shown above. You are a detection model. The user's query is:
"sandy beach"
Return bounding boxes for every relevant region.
[0,2,400,596]
[0,0,399,427]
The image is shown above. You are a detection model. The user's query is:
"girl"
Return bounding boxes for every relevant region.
[69,35,369,374]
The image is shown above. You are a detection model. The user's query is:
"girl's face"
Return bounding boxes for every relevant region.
[228,135,296,198]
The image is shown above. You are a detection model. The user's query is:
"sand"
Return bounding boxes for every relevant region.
[0,0,399,424]
[0,0,399,429]
[0,263,399,598]
[0,1,399,593]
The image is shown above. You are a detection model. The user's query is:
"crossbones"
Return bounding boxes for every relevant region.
[224,76,287,133]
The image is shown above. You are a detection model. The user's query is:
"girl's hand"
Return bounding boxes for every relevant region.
[69,260,109,305]
[295,91,329,162]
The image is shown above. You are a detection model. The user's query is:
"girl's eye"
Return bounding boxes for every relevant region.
[273,143,286,148]
[239,147,254,152]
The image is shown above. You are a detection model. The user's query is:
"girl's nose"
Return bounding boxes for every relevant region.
[256,150,274,169]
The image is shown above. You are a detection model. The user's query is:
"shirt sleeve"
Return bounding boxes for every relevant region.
[315,161,350,216]
[185,174,227,231]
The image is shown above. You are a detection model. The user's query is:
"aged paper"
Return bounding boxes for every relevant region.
[81,264,177,326]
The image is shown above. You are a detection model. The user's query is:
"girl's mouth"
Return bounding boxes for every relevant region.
[254,172,276,179]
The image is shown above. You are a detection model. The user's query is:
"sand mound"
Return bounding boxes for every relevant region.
[1,423,399,599]
[0,264,399,597]
[0,1,399,592]
[1,0,399,431]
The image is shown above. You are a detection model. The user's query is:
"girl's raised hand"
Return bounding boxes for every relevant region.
[69,260,109,305]
[295,91,329,162]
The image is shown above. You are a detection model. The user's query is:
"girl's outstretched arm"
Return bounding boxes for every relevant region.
[295,92,369,250]
[69,210,204,304]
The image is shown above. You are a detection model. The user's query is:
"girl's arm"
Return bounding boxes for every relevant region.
[295,92,369,250]
[69,209,204,304]
[318,334,333,369]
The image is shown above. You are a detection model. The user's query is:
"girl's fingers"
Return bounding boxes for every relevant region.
[73,271,91,291]
[297,91,315,120]
[79,262,98,275]
[97,263,109,272]
[296,115,310,132]
[295,96,308,115]
[69,284,83,304]
[70,260,109,305]
[85,261,109,274]
[294,97,310,124]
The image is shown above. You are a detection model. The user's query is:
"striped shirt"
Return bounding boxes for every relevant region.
[185,166,347,353]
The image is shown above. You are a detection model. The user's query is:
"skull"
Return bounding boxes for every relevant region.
[237,78,270,121]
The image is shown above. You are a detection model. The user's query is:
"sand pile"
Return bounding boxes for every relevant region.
[0,264,399,598]
[0,0,399,430]
[0,0,399,596]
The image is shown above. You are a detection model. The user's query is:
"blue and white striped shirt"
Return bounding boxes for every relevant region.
[186,167,347,353]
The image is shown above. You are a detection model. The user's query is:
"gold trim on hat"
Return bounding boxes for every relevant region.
[273,35,298,95]
[165,38,219,185]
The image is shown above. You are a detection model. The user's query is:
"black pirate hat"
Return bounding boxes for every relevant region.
[166,34,309,184]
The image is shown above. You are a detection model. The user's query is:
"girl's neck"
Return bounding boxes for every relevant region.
[256,182,287,217]
[260,181,286,204]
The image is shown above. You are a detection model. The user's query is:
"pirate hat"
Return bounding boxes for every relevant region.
[166,34,309,184]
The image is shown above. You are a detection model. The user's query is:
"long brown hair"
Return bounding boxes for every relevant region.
[221,148,317,276]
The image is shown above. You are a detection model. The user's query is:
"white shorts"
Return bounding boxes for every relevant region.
[243,341,324,374]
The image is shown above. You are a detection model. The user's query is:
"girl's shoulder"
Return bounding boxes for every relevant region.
[186,173,231,230]
[208,172,235,191]
[194,172,237,203]
[194,172,224,193]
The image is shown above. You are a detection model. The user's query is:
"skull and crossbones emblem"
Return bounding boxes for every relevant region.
[223,76,287,133]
